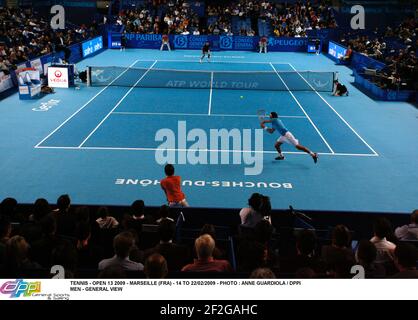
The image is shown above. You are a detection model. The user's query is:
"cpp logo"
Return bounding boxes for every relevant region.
[220,36,233,49]
[54,70,62,78]
[174,35,188,48]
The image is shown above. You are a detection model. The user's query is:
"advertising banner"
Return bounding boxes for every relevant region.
[82,36,104,58]
[48,67,69,88]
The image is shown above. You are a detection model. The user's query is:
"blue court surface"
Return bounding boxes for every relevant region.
[0,49,417,213]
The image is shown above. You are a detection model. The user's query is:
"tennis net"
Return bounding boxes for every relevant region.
[87,66,336,92]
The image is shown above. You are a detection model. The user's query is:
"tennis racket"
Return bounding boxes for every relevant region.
[257,109,267,124]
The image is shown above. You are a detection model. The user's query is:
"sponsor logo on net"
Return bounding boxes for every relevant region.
[154,121,264,175]
[91,68,112,83]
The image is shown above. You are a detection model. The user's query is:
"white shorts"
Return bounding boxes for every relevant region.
[277,131,299,146]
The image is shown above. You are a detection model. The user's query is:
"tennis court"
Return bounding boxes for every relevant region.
[35,59,375,156]
[0,49,417,213]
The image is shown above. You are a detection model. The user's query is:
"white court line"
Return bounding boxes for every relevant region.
[140,59,291,65]
[77,60,158,148]
[112,111,307,118]
[34,145,378,157]
[288,63,379,156]
[34,59,140,148]
[208,72,214,115]
[269,63,335,154]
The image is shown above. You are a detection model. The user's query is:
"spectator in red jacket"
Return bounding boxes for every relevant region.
[181,234,233,273]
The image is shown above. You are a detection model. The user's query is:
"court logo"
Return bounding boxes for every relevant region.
[174,35,188,49]
[32,99,61,112]
[155,121,264,175]
[220,36,233,50]
[0,280,41,298]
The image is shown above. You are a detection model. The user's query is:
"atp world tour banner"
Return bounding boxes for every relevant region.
[113,34,310,52]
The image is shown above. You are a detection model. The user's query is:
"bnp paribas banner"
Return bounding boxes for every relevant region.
[119,34,313,52]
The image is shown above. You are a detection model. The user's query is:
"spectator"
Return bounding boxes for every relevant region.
[182,234,233,273]
[240,194,271,229]
[237,239,267,273]
[395,209,418,240]
[240,193,263,227]
[295,267,317,278]
[371,218,397,264]
[98,231,144,272]
[20,198,50,244]
[75,206,90,225]
[250,267,276,279]
[155,205,174,224]
[98,265,127,279]
[200,224,225,260]
[160,164,189,207]
[52,194,77,238]
[96,206,119,229]
[0,215,12,264]
[51,241,78,278]
[30,215,70,268]
[76,222,104,269]
[121,200,148,236]
[339,45,353,64]
[130,200,147,222]
[144,253,168,279]
[3,235,41,277]
[29,198,51,222]
[53,32,72,63]
[392,243,418,278]
[282,229,324,274]
[355,240,386,278]
[321,225,355,271]
[0,197,18,220]
[144,220,190,272]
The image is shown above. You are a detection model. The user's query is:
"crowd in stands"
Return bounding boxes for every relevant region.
[118,0,337,36]
[339,17,417,90]
[0,7,100,73]
[120,0,201,35]
[205,0,337,37]
[1,194,417,279]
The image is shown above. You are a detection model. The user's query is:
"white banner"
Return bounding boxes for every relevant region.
[16,68,40,82]
[0,71,14,93]
[0,279,417,301]
[48,67,69,88]
[30,58,43,74]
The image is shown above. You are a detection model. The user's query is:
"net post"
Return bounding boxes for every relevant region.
[87,66,91,86]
